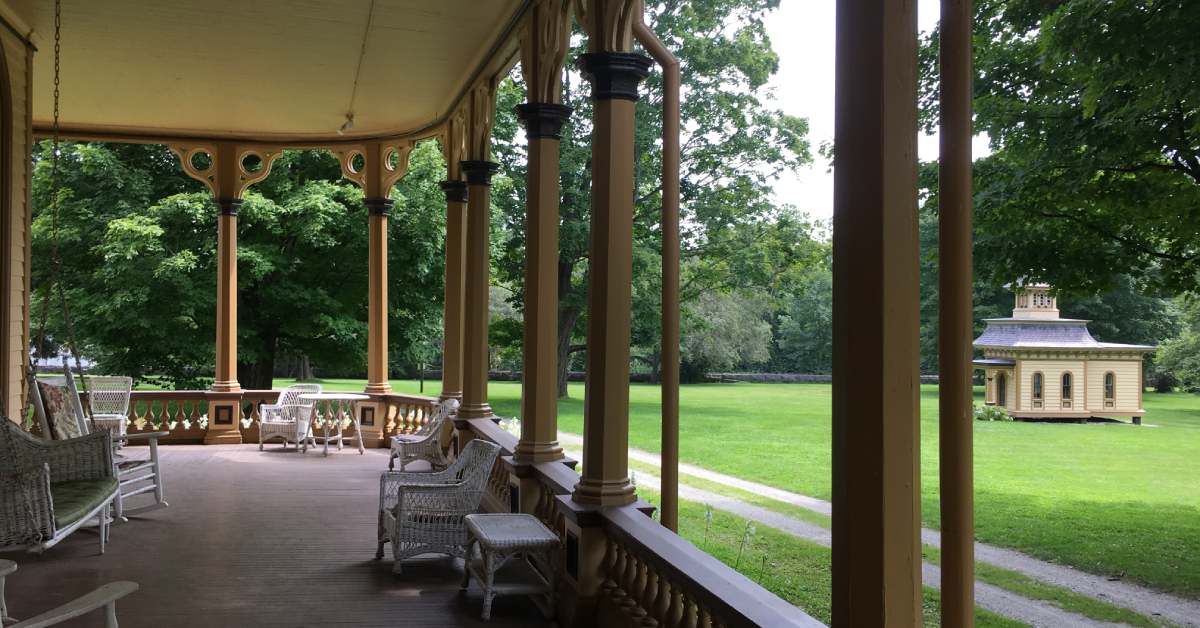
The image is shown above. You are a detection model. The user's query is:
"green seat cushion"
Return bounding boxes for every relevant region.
[50,477,118,528]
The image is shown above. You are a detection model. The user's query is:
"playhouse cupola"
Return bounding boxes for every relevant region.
[1012,283,1059,319]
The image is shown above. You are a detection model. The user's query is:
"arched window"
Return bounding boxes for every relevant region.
[1032,372,1044,408]
[1104,372,1116,406]
[1061,372,1073,408]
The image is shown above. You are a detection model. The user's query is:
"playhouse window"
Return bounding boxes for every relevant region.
[1062,372,1073,407]
[1104,372,1116,404]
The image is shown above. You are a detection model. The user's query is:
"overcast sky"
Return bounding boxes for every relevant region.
[763,0,988,221]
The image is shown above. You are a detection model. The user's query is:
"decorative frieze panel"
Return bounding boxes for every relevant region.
[332,140,415,199]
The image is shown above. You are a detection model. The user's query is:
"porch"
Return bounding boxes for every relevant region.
[3,444,553,628]
[0,0,981,626]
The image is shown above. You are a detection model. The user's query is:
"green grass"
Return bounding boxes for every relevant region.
[278,377,1200,599]
[626,457,1160,625]
[636,487,1026,627]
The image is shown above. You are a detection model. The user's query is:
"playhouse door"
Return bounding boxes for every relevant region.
[996,372,1008,408]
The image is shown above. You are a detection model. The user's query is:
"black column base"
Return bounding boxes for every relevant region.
[460,160,501,186]
[439,180,468,203]
[577,52,653,101]
[515,103,573,140]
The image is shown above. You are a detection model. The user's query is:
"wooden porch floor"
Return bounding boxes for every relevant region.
[2,444,556,627]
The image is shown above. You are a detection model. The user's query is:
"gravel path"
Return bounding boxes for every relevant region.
[560,432,1200,627]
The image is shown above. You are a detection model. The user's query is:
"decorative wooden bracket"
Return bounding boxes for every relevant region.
[521,0,573,104]
[464,79,498,162]
[169,142,282,200]
[442,107,469,182]
[332,140,416,199]
[576,0,638,52]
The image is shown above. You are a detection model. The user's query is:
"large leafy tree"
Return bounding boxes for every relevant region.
[32,142,445,389]
[493,0,811,396]
[919,0,1200,294]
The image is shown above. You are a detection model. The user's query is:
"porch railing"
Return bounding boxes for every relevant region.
[115,389,440,446]
[462,417,822,628]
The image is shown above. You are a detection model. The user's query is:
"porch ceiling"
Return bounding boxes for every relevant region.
[3,0,526,144]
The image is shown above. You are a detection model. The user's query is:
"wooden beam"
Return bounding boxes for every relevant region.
[938,0,976,624]
[831,0,922,624]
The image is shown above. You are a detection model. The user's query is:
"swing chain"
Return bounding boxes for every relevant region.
[31,0,92,420]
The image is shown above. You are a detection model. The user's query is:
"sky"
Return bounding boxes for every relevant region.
[763,0,989,221]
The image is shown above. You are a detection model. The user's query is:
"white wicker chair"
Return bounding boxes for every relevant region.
[258,384,322,452]
[82,376,133,444]
[28,371,169,521]
[376,438,501,574]
[0,559,138,627]
[0,420,116,555]
[388,398,458,471]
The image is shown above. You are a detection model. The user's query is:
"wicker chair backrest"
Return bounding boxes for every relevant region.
[83,376,133,417]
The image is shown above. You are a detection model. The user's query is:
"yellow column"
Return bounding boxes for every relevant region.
[439,181,468,402]
[365,198,393,394]
[939,0,976,624]
[205,197,244,444]
[457,160,499,420]
[514,0,572,463]
[831,0,922,624]
[571,10,652,506]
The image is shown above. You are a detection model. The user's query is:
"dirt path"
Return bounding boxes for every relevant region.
[559,432,1199,627]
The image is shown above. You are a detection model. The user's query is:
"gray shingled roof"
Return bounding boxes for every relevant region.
[973,319,1155,351]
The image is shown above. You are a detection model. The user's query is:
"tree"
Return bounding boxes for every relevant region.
[775,268,833,374]
[680,290,772,382]
[32,141,446,389]
[1156,298,1200,392]
[493,0,811,397]
[919,0,1200,294]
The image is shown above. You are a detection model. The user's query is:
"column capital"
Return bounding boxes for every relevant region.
[515,103,572,140]
[577,52,652,101]
[460,160,500,186]
[365,198,393,216]
[439,180,469,203]
[215,198,242,216]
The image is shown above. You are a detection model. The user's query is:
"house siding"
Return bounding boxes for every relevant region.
[1086,359,1143,413]
[0,30,31,421]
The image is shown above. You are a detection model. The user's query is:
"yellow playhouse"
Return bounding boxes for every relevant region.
[974,284,1155,422]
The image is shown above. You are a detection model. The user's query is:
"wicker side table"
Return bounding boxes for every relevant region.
[462,513,560,621]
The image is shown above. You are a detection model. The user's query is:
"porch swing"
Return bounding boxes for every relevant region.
[20,0,168,523]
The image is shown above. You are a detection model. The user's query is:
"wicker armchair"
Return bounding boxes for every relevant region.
[388,398,458,471]
[376,438,501,574]
[258,384,322,451]
[0,420,117,555]
[83,376,133,443]
[0,559,138,627]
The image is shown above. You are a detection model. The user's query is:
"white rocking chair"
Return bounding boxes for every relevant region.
[0,559,138,627]
[257,384,322,451]
[28,370,169,521]
[83,376,133,445]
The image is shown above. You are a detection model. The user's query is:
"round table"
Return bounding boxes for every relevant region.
[299,393,369,456]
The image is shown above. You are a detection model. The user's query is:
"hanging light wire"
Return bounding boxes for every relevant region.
[341,0,376,134]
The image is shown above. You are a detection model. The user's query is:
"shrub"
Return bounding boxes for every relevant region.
[973,404,1012,421]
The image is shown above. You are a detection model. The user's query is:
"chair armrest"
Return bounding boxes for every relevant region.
[115,431,169,443]
[12,581,138,628]
[0,465,54,543]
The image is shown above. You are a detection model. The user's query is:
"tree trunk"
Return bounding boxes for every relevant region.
[237,329,277,391]
[556,306,581,399]
[296,354,314,381]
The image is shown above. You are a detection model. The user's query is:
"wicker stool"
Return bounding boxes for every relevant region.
[462,513,559,621]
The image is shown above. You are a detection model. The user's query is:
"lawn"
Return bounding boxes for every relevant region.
[283,378,1200,598]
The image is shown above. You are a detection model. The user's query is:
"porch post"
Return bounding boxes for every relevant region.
[458,82,499,421]
[831,0,922,625]
[440,114,468,403]
[514,0,571,463]
[333,141,413,446]
[171,142,281,445]
[572,0,651,507]
[439,179,468,403]
[939,0,976,623]
[364,196,393,395]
